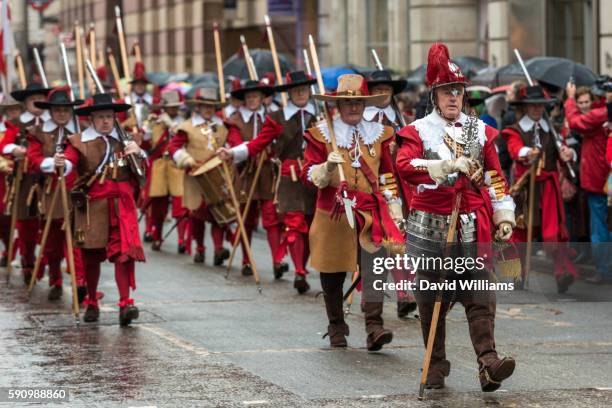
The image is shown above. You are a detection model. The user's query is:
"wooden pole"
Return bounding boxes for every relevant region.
[107,48,124,98]
[59,168,80,320]
[28,187,60,293]
[89,23,97,69]
[133,41,142,63]
[226,152,265,272]
[213,22,226,106]
[74,23,85,99]
[14,52,26,88]
[524,162,538,288]
[418,191,462,400]
[115,6,131,83]
[5,161,22,283]
[264,15,287,107]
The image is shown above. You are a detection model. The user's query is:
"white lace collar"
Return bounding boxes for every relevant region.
[129,92,153,105]
[42,118,76,134]
[519,115,550,133]
[363,105,396,123]
[224,104,238,118]
[239,106,266,124]
[192,113,223,127]
[412,109,487,151]
[20,110,50,125]
[283,101,316,121]
[0,121,5,132]
[316,116,385,148]
[81,126,120,142]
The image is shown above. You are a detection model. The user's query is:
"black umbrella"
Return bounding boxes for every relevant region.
[223,49,293,80]
[496,57,597,88]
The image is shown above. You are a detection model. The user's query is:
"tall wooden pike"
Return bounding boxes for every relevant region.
[264,15,287,107]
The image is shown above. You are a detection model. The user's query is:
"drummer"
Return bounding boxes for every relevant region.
[167,86,232,266]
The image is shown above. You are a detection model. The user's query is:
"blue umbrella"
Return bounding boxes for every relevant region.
[320,66,356,90]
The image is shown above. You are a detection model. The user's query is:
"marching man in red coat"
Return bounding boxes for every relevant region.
[1,83,51,284]
[396,43,516,391]
[56,94,146,325]
[0,95,23,267]
[217,71,318,293]
[502,85,578,292]
[26,87,87,301]
[225,80,288,277]
[302,74,404,350]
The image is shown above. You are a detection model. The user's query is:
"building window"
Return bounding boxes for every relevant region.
[365,0,388,65]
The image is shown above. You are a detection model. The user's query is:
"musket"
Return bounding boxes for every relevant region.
[85,59,146,185]
[308,34,355,229]
[264,15,287,107]
[370,49,406,129]
[513,49,576,180]
[302,48,321,117]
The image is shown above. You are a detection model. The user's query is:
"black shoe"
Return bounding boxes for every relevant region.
[0,256,7,267]
[556,274,574,294]
[273,262,289,280]
[178,243,186,254]
[193,251,205,264]
[143,232,153,243]
[119,305,139,326]
[77,286,87,303]
[397,301,417,318]
[83,305,99,322]
[151,240,162,251]
[48,285,63,301]
[425,376,445,389]
[213,248,230,266]
[241,264,253,276]
[293,274,310,294]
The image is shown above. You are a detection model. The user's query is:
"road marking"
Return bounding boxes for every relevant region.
[140,324,210,356]
[243,400,268,406]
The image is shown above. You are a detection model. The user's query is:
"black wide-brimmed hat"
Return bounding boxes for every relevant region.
[74,93,131,116]
[274,70,317,92]
[510,85,557,105]
[34,87,84,109]
[230,79,274,100]
[11,82,53,102]
[366,70,407,95]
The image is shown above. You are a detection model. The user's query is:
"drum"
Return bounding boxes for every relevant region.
[190,156,236,225]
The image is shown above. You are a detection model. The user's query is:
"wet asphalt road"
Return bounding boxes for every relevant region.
[1,224,612,407]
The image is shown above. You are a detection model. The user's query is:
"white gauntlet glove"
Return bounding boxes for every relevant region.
[493,209,516,242]
[427,156,475,184]
[387,201,405,230]
[310,151,345,188]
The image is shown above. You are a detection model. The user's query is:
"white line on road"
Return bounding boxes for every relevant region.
[140,324,210,356]
[242,401,269,406]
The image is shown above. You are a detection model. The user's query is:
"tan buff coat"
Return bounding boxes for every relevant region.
[148,121,184,197]
[308,125,395,273]
[176,119,228,210]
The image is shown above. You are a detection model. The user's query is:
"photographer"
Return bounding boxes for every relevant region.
[565,79,612,282]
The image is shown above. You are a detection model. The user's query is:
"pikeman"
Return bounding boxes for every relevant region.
[364,68,418,318]
[58,93,146,325]
[501,84,578,293]
[0,83,52,284]
[145,90,189,252]
[167,87,232,265]
[225,79,288,277]
[395,43,516,391]
[26,87,87,301]
[302,73,404,350]
[0,95,23,267]
[128,61,153,126]
[218,70,318,293]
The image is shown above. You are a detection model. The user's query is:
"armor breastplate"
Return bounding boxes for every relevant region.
[405,209,477,269]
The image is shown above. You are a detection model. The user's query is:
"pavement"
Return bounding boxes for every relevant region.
[1,225,612,407]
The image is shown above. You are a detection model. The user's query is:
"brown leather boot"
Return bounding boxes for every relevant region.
[363,301,393,351]
[320,272,348,347]
[466,305,515,392]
